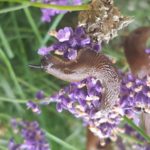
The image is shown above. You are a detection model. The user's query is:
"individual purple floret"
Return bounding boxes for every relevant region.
[32,0,82,23]
[9,120,50,150]
[38,27,101,60]
[35,90,45,100]
[57,27,72,42]
[26,91,45,114]
[27,101,41,114]
[145,48,150,54]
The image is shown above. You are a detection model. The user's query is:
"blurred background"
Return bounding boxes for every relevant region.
[0,0,150,149]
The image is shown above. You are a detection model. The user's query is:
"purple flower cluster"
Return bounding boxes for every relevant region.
[120,74,150,116]
[32,74,149,142]
[9,120,50,150]
[38,27,101,60]
[49,77,124,142]
[27,72,150,143]
[32,0,82,22]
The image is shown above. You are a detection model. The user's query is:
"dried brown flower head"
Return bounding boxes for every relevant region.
[78,0,133,43]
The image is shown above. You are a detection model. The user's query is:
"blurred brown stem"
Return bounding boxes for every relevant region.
[86,129,113,150]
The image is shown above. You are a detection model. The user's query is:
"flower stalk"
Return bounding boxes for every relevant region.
[1,0,90,11]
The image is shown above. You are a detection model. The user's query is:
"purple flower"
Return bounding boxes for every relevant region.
[32,0,82,23]
[38,27,101,60]
[8,139,20,150]
[120,74,150,115]
[38,46,53,56]
[28,69,150,143]
[9,120,50,150]
[35,90,45,100]
[27,101,41,114]
[67,48,77,60]
[145,48,150,54]
[57,27,73,42]
[45,74,150,142]
[49,77,123,141]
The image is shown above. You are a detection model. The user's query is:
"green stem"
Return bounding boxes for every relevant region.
[124,116,150,143]
[41,13,65,46]
[45,130,78,150]
[0,0,90,11]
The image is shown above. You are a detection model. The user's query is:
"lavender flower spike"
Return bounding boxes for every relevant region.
[33,0,82,23]
[38,27,101,60]
[9,120,50,150]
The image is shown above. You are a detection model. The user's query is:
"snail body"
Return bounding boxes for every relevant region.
[41,48,121,116]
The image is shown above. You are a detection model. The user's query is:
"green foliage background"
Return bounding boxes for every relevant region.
[0,0,150,149]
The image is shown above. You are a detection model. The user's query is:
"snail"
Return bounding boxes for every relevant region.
[30,48,121,117]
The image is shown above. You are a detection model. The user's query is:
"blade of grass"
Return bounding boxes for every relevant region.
[45,130,78,150]
[0,49,25,98]
[17,77,39,92]
[0,75,24,112]
[11,11,32,82]
[123,116,150,143]
[65,127,82,142]
[0,114,11,120]
[41,14,65,46]
[0,27,14,58]
[0,145,7,150]
[0,97,27,103]
[41,78,60,91]
[0,4,29,14]
[0,0,90,11]
[24,7,42,44]
[0,75,15,98]
[18,77,56,96]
